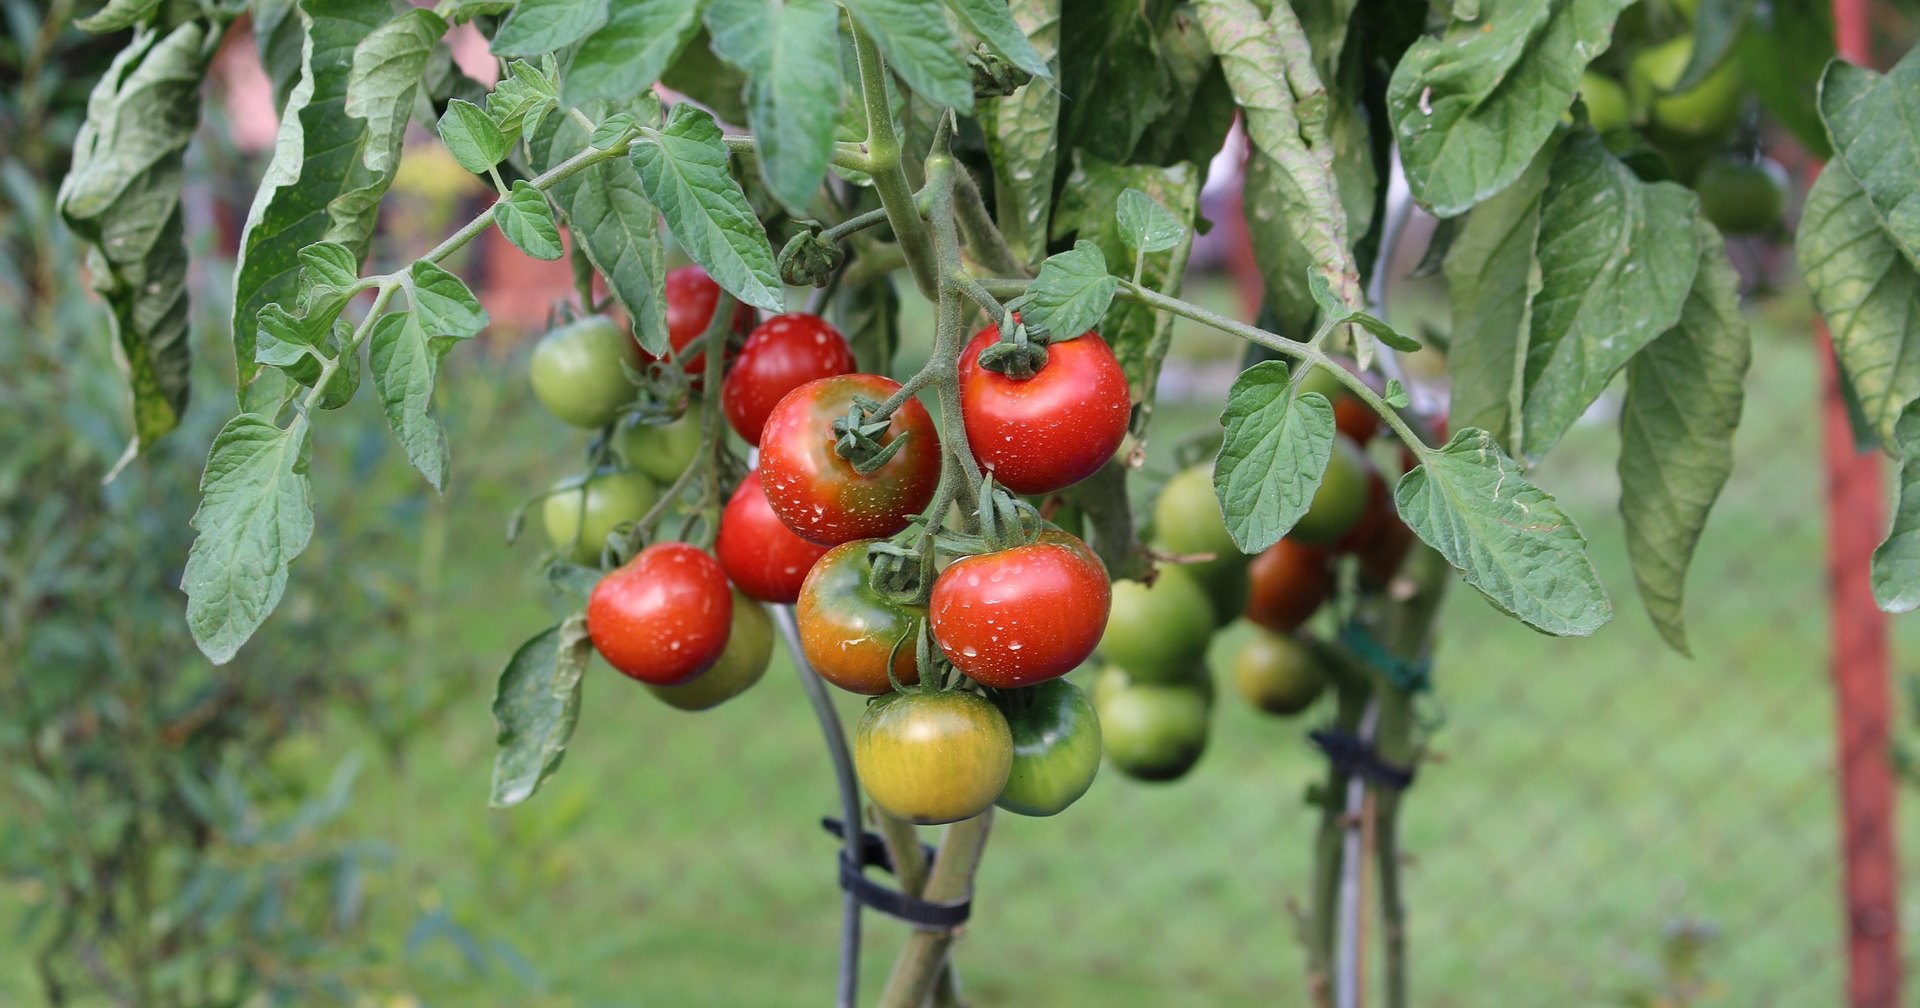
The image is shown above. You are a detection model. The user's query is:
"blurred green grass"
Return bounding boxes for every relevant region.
[15,283,1914,1006]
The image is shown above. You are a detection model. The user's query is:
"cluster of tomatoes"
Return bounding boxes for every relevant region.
[1574,0,1789,236]
[1093,364,1416,782]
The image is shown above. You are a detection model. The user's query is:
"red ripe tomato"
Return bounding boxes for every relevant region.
[722,313,855,445]
[715,471,830,604]
[929,530,1110,688]
[758,374,940,545]
[587,542,733,685]
[1244,538,1332,634]
[957,326,1130,495]
[663,265,756,381]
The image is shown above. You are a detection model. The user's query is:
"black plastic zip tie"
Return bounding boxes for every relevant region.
[1309,728,1418,791]
[820,817,972,931]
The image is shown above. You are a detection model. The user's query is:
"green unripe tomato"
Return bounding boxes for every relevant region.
[993,679,1103,817]
[529,316,640,428]
[618,412,705,484]
[1629,36,1742,138]
[1694,156,1789,236]
[1576,72,1632,133]
[1098,566,1219,682]
[1232,629,1328,716]
[1291,437,1372,546]
[1152,464,1249,620]
[1090,662,1213,712]
[1183,557,1251,626]
[1095,676,1211,783]
[543,469,658,564]
[646,590,773,710]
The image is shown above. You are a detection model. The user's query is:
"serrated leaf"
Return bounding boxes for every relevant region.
[491,0,609,57]
[564,0,704,106]
[231,0,430,408]
[589,114,638,148]
[368,312,453,490]
[706,0,844,216]
[298,242,361,301]
[842,0,974,112]
[945,0,1051,78]
[1618,220,1749,655]
[1396,428,1611,636]
[1115,189,1184,253]
[534,108,672,354]
[1799,162,1920,446]
[75,0,161,33]
[495,181,565,260]
[1873,403,1920,613]
[630,103,784,312]
[981,0,1058,266]
[182,415,315,664]
[254,304,332,385]
[1014,240,1117,340]
[408,260,490,337]
[344,9,444,177]
[490,620,593,807]
[1213,361,1337,553]
[1384,378,1409,409]
[55,22,214,451]
[1820,55,1920,269]
[1521,131,1699,460]
[439,98,510,175]
[487,57,560,142]
[1387,0,1632,217]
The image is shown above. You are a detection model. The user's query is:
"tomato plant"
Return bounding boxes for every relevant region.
[59,0,1920,999]
[854,690,1012,825]
[715,470,832,604]
[758,374,940,545]
[992,680,1103,817]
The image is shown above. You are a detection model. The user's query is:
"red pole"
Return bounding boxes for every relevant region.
[1820,1,1900,1004]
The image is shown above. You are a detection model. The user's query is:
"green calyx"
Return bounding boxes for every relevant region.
[973,317,1049,380]
[777,224,844,287]
[831,394,911,475]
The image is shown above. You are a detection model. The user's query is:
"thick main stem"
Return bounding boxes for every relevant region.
[849,21,938,299]
[876,811,994,1008]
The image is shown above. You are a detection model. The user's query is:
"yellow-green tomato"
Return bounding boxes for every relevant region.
[1095,677,1211,783]
[543,469,658,564]
[618,412,705,484]
[993,680,1102,817]
[1098,566,1218,682]
[529,316,640,428]
[1291,436,1372,546]
[646,591,773,710]
[1629,35,1742,138]
[1232,629,1328,717]
[1577,72,1632,133]
[854,691,1012,825]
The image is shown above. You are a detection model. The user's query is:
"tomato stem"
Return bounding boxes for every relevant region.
[849,20,939,299]
[875,810,994,1008]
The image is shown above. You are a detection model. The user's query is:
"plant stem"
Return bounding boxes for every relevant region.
[872,808,964,1005]
[876,811,994,1008]
[849,21,939,298]
[771,607,865,1008]
[951,166,1026,278]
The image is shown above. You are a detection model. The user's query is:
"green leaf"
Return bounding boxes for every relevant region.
[254,0,304,110]
[487,57,560,142]
[534,108,672,354]
[945,0,1051,78]
[1387,0,1632,217]
[491,0,609,57]
[1872,403,1920,613]
[444,0,516,22]
[344,9,444,177]
[706,0,844,215]
[253,304,332,384]
[1384,378,1409,409]
[297,242,362,305]
[1013,240,1118,340]
[831,275,901,374]
[981,0,1060,266]
[1618,220,1750,655]
[496,181,566,260]
[1820,55,1920,268]
[589,114,638,148]
[490,619,593,807]
[564,0,704,106]
[1736,0,1832,159]
[231,0,432,407]
[1058,0,1173,163]
[182,415,316,664]
[842,0,975,112]
[55,22,215,451]
[1213,361,1338,553]
[630,103,784,312]
[1444,139,1555,447]
[75,0,161,33]
[1307,270,1420,351]
[408,260,490,337]
[368,312,453,490]
[1115,188,1184,253]
[1396,428,1611,636]
[1672,0,1755,91]
[1798,163,1920,446]
[439,98,510,175]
